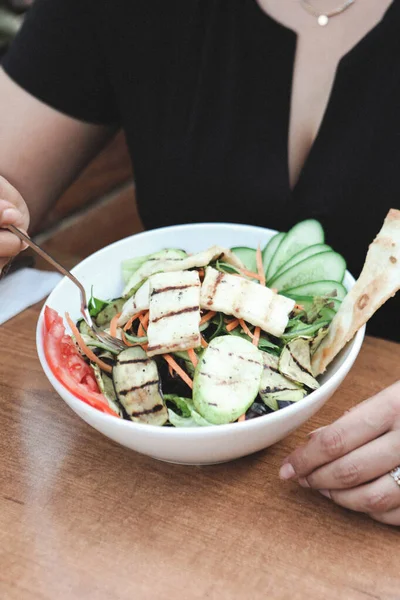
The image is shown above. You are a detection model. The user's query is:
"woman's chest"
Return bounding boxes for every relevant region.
[109,1,400,239]
[255,0,395,188]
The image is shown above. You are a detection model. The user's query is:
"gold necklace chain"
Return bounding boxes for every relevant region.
[300,0,355,26]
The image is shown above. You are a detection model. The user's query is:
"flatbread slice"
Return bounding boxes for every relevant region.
[312,208,400,375]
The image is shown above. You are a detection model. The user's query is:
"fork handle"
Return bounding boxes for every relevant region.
[5,224,90,319]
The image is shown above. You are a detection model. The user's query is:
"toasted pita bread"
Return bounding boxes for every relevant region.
[312,209,400,376]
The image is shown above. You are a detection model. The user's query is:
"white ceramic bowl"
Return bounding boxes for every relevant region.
[36,223,365,465]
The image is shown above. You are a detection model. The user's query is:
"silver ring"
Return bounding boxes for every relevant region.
[390,466,400,487]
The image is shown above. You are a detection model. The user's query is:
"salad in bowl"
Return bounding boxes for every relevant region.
[37,212,400,463]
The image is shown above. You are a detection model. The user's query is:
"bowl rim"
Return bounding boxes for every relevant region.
[36,221,366,437]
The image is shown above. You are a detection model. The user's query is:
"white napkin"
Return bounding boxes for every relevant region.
[0,267,62,325]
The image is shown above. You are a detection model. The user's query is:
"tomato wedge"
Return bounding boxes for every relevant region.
[43,307,119,417]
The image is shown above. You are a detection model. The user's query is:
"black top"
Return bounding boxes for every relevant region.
[3,0,400,340]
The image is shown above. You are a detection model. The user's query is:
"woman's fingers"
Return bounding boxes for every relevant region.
[370,506,400,526]
[0,179,30,275]
[0,199,26,227]
[340,392,382,415]
[298,431,400,490]
[321,474,400,515]
[0,230,27,257]
[280,383,400,481]
[0,175,22,202]
[0,200,29,262]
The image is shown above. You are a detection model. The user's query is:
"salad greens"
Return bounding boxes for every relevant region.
[59,218,348,427]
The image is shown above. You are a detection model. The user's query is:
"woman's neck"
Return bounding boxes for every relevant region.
[254,0,394,189]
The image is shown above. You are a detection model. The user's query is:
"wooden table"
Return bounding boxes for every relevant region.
[1,312,400,599]
[1,169,400,597]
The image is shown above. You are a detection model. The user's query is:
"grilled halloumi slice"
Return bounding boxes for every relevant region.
[122,245,244,297]
[200,267,295,338]
[118,280,150,327]
[146,270,201,356]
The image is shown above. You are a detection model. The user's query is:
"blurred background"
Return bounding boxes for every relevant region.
[0,0,142,270]
[0,0,31,56]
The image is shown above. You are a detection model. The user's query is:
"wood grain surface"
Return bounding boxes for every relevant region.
[1,318,400,600]
[1,156,400,599]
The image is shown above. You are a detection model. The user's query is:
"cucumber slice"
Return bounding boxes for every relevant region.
[193,336,263,424]
[267,219,324,281]
[268,243,331,285]
[272,251,346,291]
[282,280,347,300]
[263,232,286,279]
[284,294,342,312]
[231,247,257,272]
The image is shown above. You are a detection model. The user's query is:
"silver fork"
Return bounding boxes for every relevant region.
[5,224,126,353]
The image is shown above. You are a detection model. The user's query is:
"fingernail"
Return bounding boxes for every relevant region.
[298,477,310,488]
[319,490,331,499]
[279,463,296,480]
[2,208,19,223]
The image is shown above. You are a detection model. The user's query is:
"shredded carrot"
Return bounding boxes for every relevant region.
[239,268,263,281]
[295,304,305,311]
[109,312,121,338]
[123,310,145,332]
[65,313,112,374]
[200,310,216,325]
[252,326,261,347]
[200,336,208,348]
[168,363,174,377]
[239,319,255,340]
[271,288,278,294]
[134,312,150,341]
[256,245,266,286]
[238,414,246,422]
[226,318,240,332]
[121,331,135,347]
[139,311,150,330]
[187,348,198,368]
[134,312,149,338]
[163,354,193,389]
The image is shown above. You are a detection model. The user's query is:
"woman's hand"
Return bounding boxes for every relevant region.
[0,176,30,273]
[280,381,400,526]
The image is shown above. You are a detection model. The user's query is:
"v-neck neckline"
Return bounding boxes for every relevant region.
[248,0,398,195]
